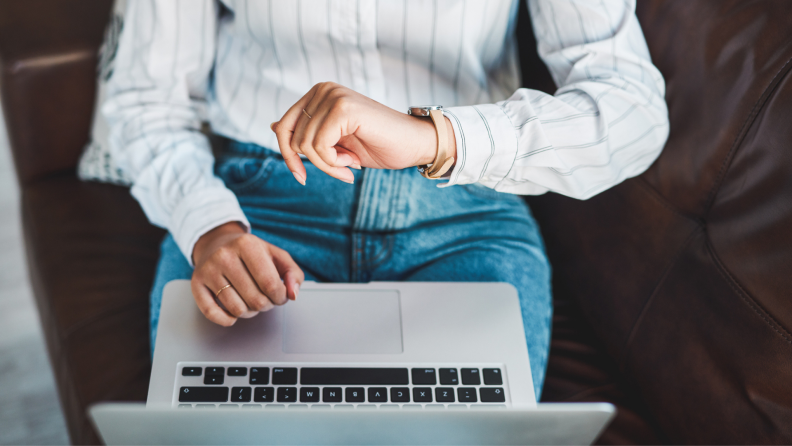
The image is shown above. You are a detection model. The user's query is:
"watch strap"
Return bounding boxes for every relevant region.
[421,109,454,179]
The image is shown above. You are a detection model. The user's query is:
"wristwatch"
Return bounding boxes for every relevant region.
[408,105,455,179]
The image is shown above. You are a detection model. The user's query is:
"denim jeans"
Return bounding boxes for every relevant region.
[149,141,552,398]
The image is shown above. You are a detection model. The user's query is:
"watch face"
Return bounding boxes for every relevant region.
[408,105,443,116]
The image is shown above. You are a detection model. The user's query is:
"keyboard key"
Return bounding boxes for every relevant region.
[368,387,387,402]
[480,387,506,403]
[435,387,455,403]
[300,368,408,385]
[483,368,503,385]
[231,387,252,402]
[300,387,320,402]
[182,367,202,376]
[272,368,298,385]
[253,387,274,403]
[277,387,297,402]
[323,387,342,403]
[439,368,458,385]
[228,367,248,376]
[345,387,365,402]
[205,367,225,376]
[179,387,228,403]
[461,368,481,385]
[249,367,269,385]
[411,368,437,385]
[412,387,433,402]
[390,387,410,403]
[457,387,478,403]
[204,374,224,385]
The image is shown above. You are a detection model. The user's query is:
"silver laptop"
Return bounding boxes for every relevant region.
[90,280,615,445]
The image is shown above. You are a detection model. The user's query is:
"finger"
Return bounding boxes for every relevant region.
[296,93,360,169]
[334,146,361,169]
[274,85,320,184]
[239,243,290,306]
[224,256,275,313]
[272,121,307,186]
[307,106,361,172]
[269,245,306,301]
[291,111,356,183]
[298,142,356,183]
[209,277,250,318]
[191,277,237,327]
[294,98,344,168]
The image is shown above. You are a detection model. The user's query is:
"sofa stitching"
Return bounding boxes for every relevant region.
[619,226,703,372]
[636,178,702,225]
[706,241,792,345]
[703,55,792,216]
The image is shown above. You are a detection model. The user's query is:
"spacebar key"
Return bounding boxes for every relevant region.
[300,368,409,385]
[179,387,229,403]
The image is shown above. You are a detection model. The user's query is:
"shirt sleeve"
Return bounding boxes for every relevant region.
[442,0,669,199]
[102,0,250,265]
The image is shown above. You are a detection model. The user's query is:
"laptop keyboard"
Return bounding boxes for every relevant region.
[174,364,510,409]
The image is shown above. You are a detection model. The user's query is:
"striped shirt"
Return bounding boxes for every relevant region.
[103,0,669,262]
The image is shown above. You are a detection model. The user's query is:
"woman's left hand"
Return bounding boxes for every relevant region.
[271,82,456,185]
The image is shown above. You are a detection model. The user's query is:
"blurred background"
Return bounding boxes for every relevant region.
[0,101,69,443]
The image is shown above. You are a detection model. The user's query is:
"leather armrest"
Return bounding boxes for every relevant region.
[0,0,112,184]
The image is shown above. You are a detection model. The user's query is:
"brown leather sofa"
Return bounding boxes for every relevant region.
[2,0,791,444]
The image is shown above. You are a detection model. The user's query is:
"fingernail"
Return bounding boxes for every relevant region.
[350,163,361,170]
[292,171,306,186]
[293,282,300,300]
[270,122,277,132]
[341,177,354,184]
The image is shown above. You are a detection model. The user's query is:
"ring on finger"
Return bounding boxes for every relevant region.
[302,109,312,119]
[215,284,233,298]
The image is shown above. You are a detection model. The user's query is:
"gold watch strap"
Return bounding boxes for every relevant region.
[421,109,455,179]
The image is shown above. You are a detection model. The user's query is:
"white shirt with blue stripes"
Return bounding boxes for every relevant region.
[103,0,669,262]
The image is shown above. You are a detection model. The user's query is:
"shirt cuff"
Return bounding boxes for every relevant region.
[168,187,251,266]
[441,104,519,188]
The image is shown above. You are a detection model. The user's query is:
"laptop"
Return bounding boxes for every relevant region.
[90,280,615,444]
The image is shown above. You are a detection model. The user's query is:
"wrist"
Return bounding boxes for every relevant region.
[415,116,457,167]
[192,221,246,264]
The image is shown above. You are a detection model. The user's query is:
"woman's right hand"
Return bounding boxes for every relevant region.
[190,222,304,326]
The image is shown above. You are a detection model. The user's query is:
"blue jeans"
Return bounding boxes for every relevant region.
[149,141,552,398]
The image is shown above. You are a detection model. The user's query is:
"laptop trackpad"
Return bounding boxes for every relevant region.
[282,290,403,354]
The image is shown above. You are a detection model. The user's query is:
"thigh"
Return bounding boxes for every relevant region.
[149,234,194,355]
[400,213,552,400]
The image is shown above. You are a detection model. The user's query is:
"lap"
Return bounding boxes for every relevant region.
[402,223,552,400]
[149,150,552,398]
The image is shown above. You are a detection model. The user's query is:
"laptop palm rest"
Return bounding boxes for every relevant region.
[283,290,403,354]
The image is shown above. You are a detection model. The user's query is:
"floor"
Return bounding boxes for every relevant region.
[0,106,71,443]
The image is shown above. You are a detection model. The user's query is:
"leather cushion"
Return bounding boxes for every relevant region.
[21,175,165,444]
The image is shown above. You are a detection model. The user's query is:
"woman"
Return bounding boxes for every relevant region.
[104,0,668,399]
